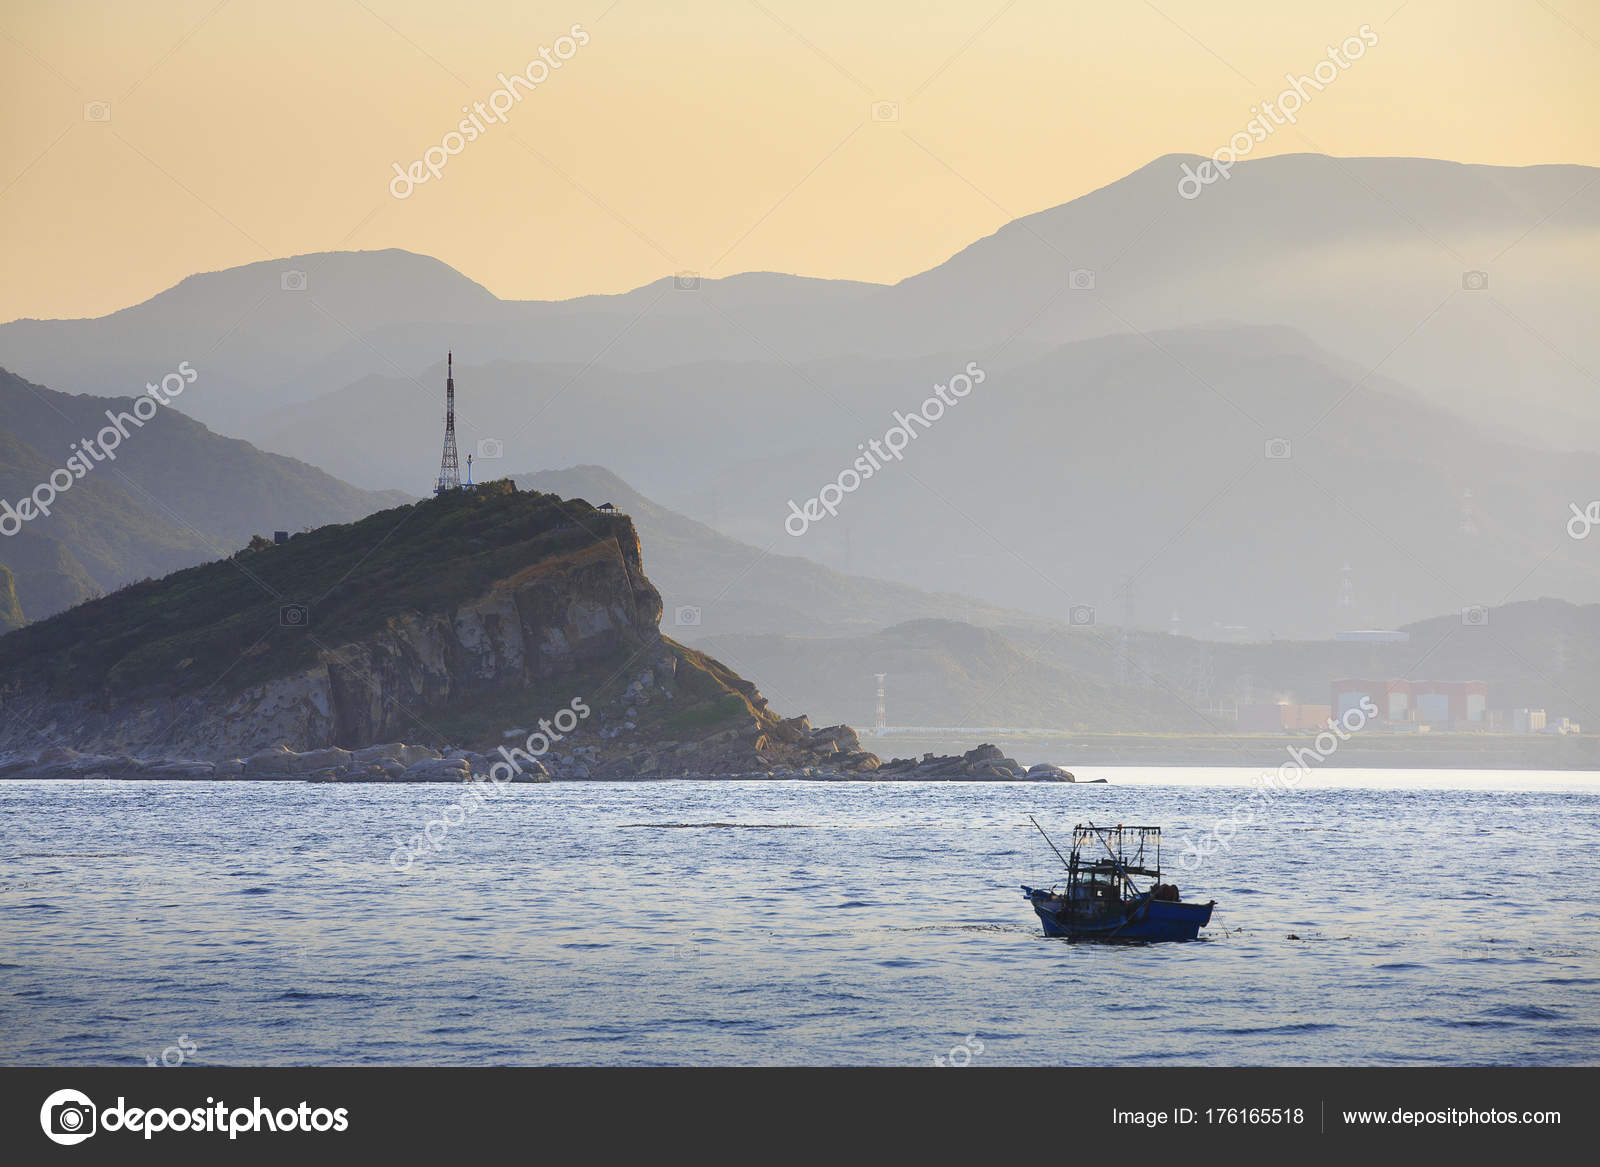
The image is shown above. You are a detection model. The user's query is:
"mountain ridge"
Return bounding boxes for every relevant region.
[4,153,1595,443]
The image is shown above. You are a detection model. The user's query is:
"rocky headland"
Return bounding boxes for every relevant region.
[0,481,1073,783]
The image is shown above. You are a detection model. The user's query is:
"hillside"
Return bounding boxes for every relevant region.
[0,481,875,776]
[0,367,407,618]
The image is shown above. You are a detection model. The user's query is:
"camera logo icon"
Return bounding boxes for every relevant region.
[1264,437,1292,460]
[281,269,307,292]
[1568,501,1600,540]
[1461,270,1489,291]
[476,437,504,460]
[674,271,700,290]
[83,101,111,122]
[279,602,309,627]
[871,100,900,122]
[1461,605,1489,627]
[1069,268,1096,291]
[1069,604,1095,626]
[674,605,702,627]
[41,1088,97,1145]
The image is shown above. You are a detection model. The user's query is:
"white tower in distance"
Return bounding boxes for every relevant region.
[874,673,887,733]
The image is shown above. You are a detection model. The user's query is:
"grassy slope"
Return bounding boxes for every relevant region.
[0,482,624,700]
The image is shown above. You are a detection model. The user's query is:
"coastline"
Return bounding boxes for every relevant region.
[860,730,1600,772]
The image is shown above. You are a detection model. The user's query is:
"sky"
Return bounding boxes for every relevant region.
[1,0,1597,322]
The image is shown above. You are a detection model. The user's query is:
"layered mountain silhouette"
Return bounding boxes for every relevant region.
[698,601,1600,735]
[250,327,1600,639]
[2,154,1595,445]
[3,153,1596,640]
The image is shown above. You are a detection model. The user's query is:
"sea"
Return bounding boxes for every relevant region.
[2,770,1597,1066]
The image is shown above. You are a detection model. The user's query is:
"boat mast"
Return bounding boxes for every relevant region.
[1028,815,1073,874]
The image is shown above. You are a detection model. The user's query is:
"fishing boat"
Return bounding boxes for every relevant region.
[1021,819,1215,941]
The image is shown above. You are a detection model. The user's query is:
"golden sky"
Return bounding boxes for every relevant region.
[2,0,1596,321]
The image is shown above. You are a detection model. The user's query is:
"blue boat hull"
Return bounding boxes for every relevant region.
[1022,887,1214,941]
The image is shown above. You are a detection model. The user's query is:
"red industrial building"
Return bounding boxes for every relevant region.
[1330,679,1488,728]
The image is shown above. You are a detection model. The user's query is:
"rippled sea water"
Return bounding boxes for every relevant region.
[2,774,1597,1066]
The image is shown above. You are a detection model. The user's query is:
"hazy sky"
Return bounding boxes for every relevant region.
[2,0,1596,321]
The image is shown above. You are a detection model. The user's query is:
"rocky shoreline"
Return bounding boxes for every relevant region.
[0,740,1083,783]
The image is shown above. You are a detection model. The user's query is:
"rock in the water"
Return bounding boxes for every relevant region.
[1027,763,1075,782]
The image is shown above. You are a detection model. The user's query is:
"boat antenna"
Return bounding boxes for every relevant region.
[1028,815,1072,873]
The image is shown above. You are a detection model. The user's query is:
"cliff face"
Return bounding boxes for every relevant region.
[313,530,663,750]
[0,482,875,776]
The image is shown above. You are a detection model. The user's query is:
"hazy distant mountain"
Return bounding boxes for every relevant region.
[0,368,407,618]
[3,155,1595,446]
[874,153,1600,449]
[512,464,1020,638]
[695,599,1600,733]
[0,528,102,623]
[0,251,506,433]
[0,424,204,618]
[249,326,1600,639]
[514,467,1213,731]
[1007,598,1600,729]
[697,618,1211,733]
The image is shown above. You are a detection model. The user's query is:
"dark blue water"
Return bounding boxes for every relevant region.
[1,777,1597,1065]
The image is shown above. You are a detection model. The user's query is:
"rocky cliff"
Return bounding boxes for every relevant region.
[0,481,876,778]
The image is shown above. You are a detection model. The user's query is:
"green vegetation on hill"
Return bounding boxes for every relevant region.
[0,481,622,699]
[0,566,23,631]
